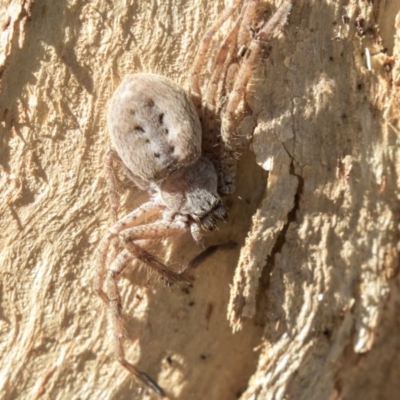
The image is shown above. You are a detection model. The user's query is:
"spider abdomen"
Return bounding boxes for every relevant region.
[107,73,202,182]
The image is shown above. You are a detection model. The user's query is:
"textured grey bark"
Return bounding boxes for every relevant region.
[1,1,400,400]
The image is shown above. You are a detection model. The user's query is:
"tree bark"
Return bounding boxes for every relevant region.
[1,1,400,400]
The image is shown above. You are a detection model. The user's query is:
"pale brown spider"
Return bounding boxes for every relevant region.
[94,0,292,397]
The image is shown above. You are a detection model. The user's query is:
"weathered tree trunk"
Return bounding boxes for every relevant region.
[1,1,399,399]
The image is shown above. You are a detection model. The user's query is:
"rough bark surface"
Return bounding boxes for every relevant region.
[1,1,400,400]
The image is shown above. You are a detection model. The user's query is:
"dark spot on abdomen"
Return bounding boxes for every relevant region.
[134,125,145,133]
[146,98,155,107]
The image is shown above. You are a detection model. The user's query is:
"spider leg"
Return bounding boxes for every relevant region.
[211,0,260,110]
[255,0,294,42]
[94,201,161,304]
[188,0,264,194]
[101,216,192,317]
[219,0,293,193]
[102,219,191,397]
[204,15,242,114]
[197,4,246,192]
[188,0,243,110]
[101,249,166,397]
[119,218,191,283]
[104,148,153,277]
[236,0,259,49]
[200,15,242,176]
[104,147,121,224]
[221,0,294,146]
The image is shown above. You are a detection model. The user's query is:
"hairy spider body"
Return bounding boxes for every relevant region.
[107,73,227,236]
[95,0,293,397]
[95,75,229,397]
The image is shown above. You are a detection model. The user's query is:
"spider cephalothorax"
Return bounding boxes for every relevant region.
[158,156,228,231]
